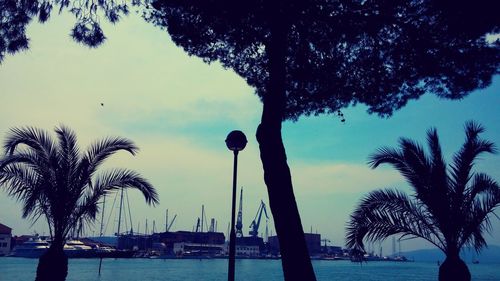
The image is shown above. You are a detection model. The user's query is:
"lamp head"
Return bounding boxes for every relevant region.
[225,130,247,152]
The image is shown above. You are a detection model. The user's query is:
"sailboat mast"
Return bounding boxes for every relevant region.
[126,189,133,234]
[201,205,205,232]
[165,209,168,232]
[117,187,124,236]
[265,220,269,243]
[100,196,106,236]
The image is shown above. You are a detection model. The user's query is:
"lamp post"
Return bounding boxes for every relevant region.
[225,130,247,281]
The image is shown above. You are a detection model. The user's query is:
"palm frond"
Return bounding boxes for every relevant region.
[0,153,36,170]
[368,146,404,169]
[368,137,450,226]
[92,169,159,205]
[67,168,158,236]
[0,150,53,206]
[421,128,451,231]
[450,121,496,196]
[426,128,448,196]
[368,146,426,195]
[21,188,46,219]
[399,138,430,173]
[0,126,157,243]
[0,153,57,199]
[3,127,56,159]
[357,122,499,259]
[0,164,39,199]
[467,173,498,203]
[398,137,442,205]
[459,185,500,252]
[0,164,53,224]
[369,140,430,196]
[85,137,138,176]
[346,189,445,252]
[55,125,80,188]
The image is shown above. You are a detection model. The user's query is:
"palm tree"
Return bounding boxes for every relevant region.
[0,126,159,281]
[346,121,500,281]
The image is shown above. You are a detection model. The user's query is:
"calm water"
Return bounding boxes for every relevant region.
[1,257,499,281]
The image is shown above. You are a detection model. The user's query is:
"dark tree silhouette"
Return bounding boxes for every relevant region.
[1,1,499,280]
[0,126,159,281]
[346,121,500,281]
[145,2,499,280]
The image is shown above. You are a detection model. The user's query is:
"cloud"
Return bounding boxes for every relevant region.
[290,162,404,195]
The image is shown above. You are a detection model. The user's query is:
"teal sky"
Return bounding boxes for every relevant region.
[0,12,499,254]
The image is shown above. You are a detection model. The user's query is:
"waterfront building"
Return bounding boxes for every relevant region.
[118,234,152,251]
[173,242,225,257]
[325,245,343,255]
[117,231,226,252]
[236,244,260,256]
[235,236,264,257]
[0,223,12,256]
[268,233,321,255]
[156,231,225,245]
[86,236,118,247]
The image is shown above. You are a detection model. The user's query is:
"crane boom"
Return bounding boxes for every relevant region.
[235,187,243,237]
[195,218,200,232]
[249,200,269,237]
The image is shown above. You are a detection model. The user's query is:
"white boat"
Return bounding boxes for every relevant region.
[64,240,95,258]
[10,238,49,258]
[95,245,115,253]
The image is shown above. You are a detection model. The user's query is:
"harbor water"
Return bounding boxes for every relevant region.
[1,257,499,281]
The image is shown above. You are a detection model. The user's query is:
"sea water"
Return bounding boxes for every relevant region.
[0,257,499,281]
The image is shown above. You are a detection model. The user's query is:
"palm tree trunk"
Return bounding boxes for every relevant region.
[439,255,471,281]
[256,4,316,280]
[35,239,68,281]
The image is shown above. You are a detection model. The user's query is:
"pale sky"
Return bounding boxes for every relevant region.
[0,12,499,254]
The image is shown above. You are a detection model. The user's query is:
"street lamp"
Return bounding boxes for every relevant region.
[225,130,247,281]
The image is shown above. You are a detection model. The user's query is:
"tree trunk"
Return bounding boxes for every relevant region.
[35,240,68,281]
[256,3,316,280]
[438,255,471,281]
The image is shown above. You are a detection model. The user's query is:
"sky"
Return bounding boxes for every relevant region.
[0,12,499,254]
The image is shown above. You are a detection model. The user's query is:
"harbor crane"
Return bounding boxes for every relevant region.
[165,209,177,232]
[195,218,201,232]
[321,239,331,252]
[167,214,177,232]
[249,200,269,237]
[235,187,244,237]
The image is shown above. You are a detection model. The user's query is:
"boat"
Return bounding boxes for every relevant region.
[99,248,135,258]
[363,253,384,261]
[11,236,102,259]
[95,245,114,254]
[91,244,136,258]
[10,238,49,258]
[102,187,139,258]
[391,255,410,262]
[63,240,95,258]
[180,250,212,259]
